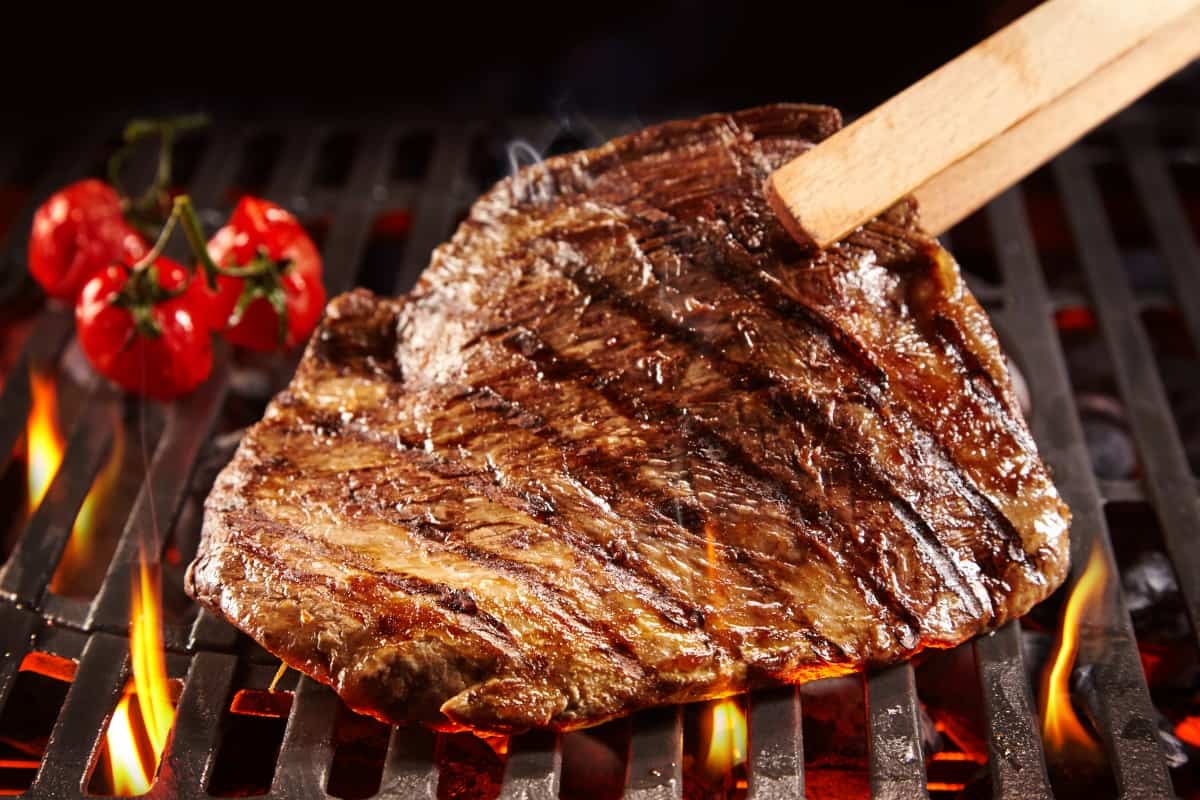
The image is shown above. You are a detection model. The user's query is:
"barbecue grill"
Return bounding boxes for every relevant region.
[0,103,1196,799]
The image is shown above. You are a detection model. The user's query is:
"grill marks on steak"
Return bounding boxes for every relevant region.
[187,104,1070,733]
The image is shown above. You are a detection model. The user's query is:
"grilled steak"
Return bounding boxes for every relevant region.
[187,104,1070,733]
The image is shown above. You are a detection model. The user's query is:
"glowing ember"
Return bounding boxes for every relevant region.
[1176,715,1200,749]
[704,698,748,779]
[103,560,175,794]
[25,369,64,514]
[1040,540,1107,759]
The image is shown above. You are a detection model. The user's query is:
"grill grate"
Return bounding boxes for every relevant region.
[0,104,1197,799]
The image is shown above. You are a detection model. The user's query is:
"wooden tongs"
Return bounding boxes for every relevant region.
[767,0,1200,248]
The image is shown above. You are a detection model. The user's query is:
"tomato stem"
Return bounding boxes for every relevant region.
[173,195,224,290]
[130,211,180,273]
[108,114,209,238]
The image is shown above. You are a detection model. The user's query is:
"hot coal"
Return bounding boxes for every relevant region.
[801,676,940,767]
[1141,315,1200,476]
[1072,663,1191,772]
[1123,550,1195,651]
[1076,394,1140,479]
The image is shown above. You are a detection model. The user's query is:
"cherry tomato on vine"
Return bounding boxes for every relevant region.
[75,258,212,401]
[198,196,326,351]
[28,179,148,301]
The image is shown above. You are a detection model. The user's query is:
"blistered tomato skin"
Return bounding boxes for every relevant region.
[200,196,326,351]
[28,179,147,301]
[76,259,213,401]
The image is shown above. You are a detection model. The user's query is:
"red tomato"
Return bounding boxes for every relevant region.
[200,196,325,351]
[28,179,147,301]
[76,259,212,401]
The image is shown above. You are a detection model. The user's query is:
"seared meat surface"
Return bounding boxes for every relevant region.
[187,104,1070,733]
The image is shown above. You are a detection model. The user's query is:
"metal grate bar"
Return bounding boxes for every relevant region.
[188,605,239,653]
[1117,124,1200,349]
[0,308,74,476]
[378,725,439,800]
[186,128,246,211]
[498,729,562,800]
[188,606,240,653]
[1054,149,1200,647]
[986,185,1175,798]
[2,111,1195,800]
[27,632,127,799]
[1097,478,1148,504]
[265,128,323,211]
[0,605,39,709]
[0,389,115,605]
[625,706,683,800]
[747,686,803,800]
[866,663,928,800]
[88,361,229,640]
[972,622,1052,799]
[318,125,395,295]
[155,651,237,797]
[396,126,470,293]
[270,675,338,797]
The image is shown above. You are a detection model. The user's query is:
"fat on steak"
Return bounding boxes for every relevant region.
[186,104,1070,734]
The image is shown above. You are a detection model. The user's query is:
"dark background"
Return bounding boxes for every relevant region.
[1,2,1058,124]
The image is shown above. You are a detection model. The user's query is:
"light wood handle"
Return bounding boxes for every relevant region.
[914,5,1200,236]
[766,0,1200,248]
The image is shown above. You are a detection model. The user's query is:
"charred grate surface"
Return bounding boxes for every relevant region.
[0,105,1196,799]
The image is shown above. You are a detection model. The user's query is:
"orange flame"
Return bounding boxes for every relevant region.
[53,411,125,592]
[104,561,175,794]
[25,369,64,514]
[700,522,746,784]
[704,698,748,779]
[1040,540,1107,758]
[106,695,147,796]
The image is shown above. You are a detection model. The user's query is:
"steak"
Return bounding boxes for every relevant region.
[186,104,1071,734]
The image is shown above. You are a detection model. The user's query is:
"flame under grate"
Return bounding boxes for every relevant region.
[0,105,1196,799]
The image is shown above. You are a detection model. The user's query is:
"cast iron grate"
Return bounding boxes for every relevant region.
[0,104,1196,799]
